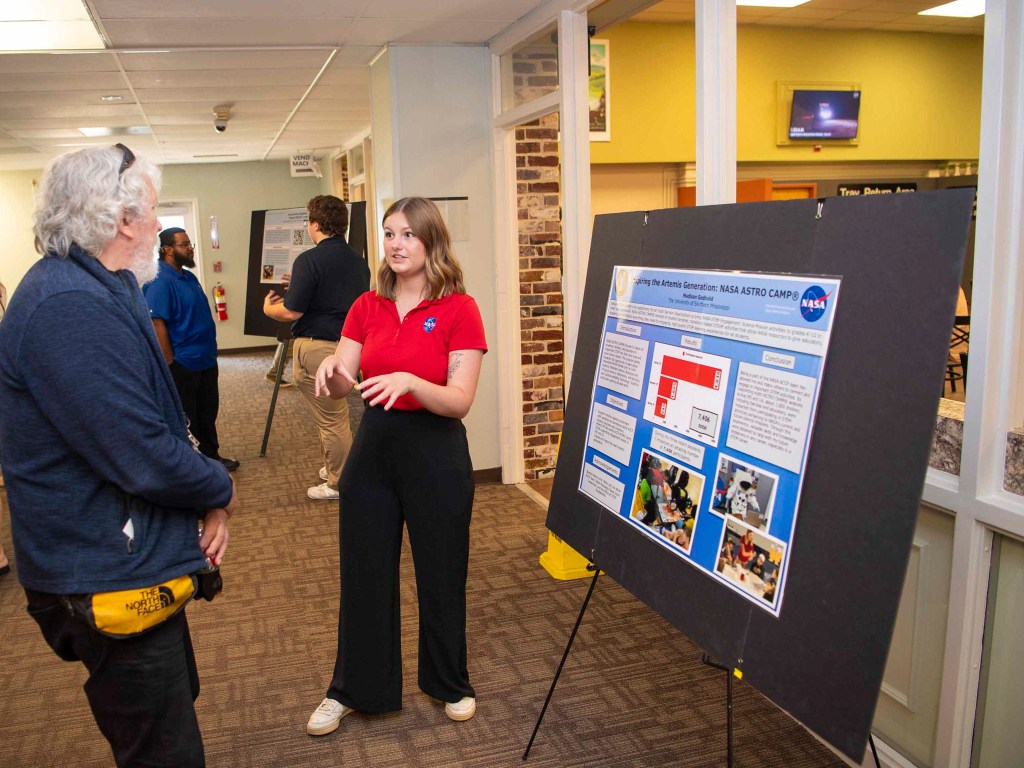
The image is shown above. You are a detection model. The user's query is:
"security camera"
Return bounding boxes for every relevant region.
[212,105,231,134]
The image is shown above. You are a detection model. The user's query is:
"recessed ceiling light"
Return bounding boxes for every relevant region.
[0,1,104,51]
[79,126,152,137]
[100,95,124,102]
[919,0,985,17]
[737,0,811,7]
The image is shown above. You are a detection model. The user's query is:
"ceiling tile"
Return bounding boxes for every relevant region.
[119,50,332,71]
[0,53,118,73]
[0,72,127,92]
[127,69,320,89]
[92,0,369,19]
[345,18,509,45]
[0,103,143,120]
[362,0,539,22]
[101,18,356,48]
[135,86,309,103]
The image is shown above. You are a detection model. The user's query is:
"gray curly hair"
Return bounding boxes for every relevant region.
[33,145,162,258]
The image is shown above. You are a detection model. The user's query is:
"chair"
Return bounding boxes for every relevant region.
[946,288,970,393]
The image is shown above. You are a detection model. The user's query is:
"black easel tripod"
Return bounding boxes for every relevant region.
[524,566,885,767]
[259,335,290,456]
[698,655,883,768]
[523,564,600,761]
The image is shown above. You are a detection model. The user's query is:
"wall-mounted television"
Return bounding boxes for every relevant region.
[788,89,860,140]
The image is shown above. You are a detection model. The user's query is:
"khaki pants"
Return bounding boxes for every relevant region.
[294,338,351,489]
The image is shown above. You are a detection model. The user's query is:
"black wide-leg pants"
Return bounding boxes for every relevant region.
[327,405,476,712]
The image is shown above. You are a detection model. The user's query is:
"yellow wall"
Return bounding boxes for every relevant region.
[591,163,680,217]
[591,23,983,164]
[590,24,697,165]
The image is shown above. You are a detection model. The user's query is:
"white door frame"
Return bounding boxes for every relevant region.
[490,3,595,485]
[156,197,205,287]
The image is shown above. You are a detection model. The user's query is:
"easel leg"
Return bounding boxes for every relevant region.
[523,567,600,761]
[259,338,290,457]
[868,734,881,768]
[701,654,734,768]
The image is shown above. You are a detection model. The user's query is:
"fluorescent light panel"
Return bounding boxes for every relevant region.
[79,126,152,137]
[0,0,90,22]
[0,0,103,51]
[919,0,985,17]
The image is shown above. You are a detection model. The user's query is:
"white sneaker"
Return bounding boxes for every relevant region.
[319,466,328,481]
[306,697,352,736]
[445,696,476,722]
[307,482,339,500]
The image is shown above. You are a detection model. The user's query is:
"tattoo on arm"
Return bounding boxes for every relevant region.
[447,352,464,380]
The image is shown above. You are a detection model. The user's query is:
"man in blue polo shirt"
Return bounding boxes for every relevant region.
[144,227,239,471]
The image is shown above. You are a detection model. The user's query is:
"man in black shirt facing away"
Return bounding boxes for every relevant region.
[264,195,370,500]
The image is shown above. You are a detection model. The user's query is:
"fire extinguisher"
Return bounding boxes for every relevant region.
[213,282,228,321]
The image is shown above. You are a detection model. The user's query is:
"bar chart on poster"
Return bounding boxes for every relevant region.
[644,345,730,445]
[579,267,841,615]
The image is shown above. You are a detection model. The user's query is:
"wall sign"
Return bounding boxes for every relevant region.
[837,183,917,196]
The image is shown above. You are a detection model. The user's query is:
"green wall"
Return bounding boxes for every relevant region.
[0,169,43,294]
[0,160,321,350]
[590,23,983,164]
[160,161,322,349]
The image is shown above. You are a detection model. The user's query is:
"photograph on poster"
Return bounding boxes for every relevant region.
[710,453,778,532]
[630,449,705,554]
[716,517,785,608]
[578,266,840,615]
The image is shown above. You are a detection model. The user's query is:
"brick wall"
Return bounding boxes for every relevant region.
[510,45,558,105]
[339,154,350,201]
[517,112,564,480]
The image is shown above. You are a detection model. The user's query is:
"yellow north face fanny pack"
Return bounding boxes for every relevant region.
[71,574,197,638]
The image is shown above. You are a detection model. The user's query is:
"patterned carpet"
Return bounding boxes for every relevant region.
[0,351,846,767]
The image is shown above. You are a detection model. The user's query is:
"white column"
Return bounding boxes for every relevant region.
[695,0,737,205]
[558,9,593,390]
[935,0,1024,764]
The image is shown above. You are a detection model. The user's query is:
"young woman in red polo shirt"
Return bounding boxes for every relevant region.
[306,197,487,736]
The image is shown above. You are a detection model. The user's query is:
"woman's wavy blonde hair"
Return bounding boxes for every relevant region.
[377,197,466,300]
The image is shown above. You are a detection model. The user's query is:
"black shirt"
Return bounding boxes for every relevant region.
[284,236,370,341]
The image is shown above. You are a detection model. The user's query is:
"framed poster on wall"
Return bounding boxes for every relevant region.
[589,39,610,142]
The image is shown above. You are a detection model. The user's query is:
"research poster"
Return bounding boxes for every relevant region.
[259,207,312,283]
[579,267,841,615]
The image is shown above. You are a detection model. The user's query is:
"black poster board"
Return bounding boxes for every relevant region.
[243,202,368,339]
[546,190,974,761]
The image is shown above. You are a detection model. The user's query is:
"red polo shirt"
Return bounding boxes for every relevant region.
[342,290,488,411]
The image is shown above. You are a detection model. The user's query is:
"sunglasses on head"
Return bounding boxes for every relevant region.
[114,143,135,176]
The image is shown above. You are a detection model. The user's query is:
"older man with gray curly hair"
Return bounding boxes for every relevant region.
[0,144,237,768]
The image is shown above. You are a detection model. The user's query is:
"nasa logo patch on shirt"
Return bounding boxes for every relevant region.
[422,316,437,333]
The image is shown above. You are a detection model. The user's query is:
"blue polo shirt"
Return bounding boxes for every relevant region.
[143,260,218,371]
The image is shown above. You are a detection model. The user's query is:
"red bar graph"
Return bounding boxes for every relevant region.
[661,355,721,390]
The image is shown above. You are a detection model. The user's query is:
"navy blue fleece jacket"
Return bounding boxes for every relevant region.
[0,245,233,594]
